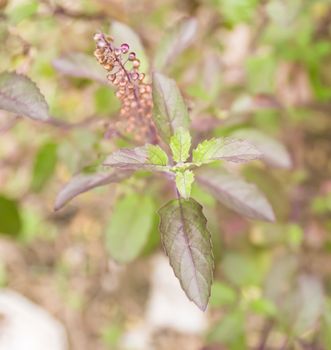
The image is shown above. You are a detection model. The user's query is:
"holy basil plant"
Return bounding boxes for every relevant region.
[0,26,278,310]
[57,72,275,310]
[0,68,275,310]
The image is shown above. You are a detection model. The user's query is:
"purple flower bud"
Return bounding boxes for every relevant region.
[128,52,136,61]
[121,43,129,54]
[131,72,139,80]
[97,40,106,48]
[93,33,103,41]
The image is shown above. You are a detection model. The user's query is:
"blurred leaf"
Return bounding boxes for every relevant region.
[0,72,50,121]
[53,53,108,84]
[243,166,290,220]
[232,129,292,169]
[176,170,194,199]
[153,17,198,71]
[191,183,217,207]
[31,142,58,192]
[141,213,161,256]
[321,300,331,349]
[193,138,261,165]
[265,253,298,304]
[287,224,303,248]
[222,252,266,287]
[246,53,276,94]
[152,72,190,143]
[292,275,324,335]
[106,193,155,263]
[214,0,258,25]
[0,262,7,287]
[158,198,214,310]
[197,168,275,221]
[101,324,123,347]
[94,86,120,115]
[0,195,22,236]
[6,0,38,24]
[104,145,169,171]
[208,311,246,347]
[170,127,191,163]
[209,282,237,308]
[248,298,277,317]
[54,169,132,211]
[111,21,149,73]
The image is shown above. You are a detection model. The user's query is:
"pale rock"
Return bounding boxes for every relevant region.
[121,254,207,350]
[0,290,68,350]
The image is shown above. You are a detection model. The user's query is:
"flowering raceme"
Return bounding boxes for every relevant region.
[93,32,157,143]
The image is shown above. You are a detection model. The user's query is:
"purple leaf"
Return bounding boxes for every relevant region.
[54,169,132,211]
[0,72,50,121]
[231,129,292,169]
[103,145,169,172]
[53,53,108,84]
[193,137,261,164]
[152,72,190,143]
[196,168,275,222]
[153,17,198,71]
[159,198,214,311]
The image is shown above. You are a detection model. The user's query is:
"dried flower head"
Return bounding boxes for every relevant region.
[93,32,157,143]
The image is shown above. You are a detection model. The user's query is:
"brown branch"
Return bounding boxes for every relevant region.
[257,320,274,350]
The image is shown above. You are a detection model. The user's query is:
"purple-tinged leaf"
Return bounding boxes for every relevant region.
[53,53,108,84]
[152,72,190,143]
[110,21,149,73]
[196,168,275,222]
[232,129,292,169]
[153,17,198,71]
[159,198,214,311]
[103,144,169,172]
[193,137,261,164]
[54,169,132,211]
[0,72,50,121]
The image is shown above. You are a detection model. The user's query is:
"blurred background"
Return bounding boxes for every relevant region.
[1,0,331,349]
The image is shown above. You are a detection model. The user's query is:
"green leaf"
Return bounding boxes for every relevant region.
[152,72,190,143]
[249,298,277,317]
[53,53,108,84]
[54,169,132,211]
[110,21,149,73]
[197,168,275,221]
[94,86,120,115]
[0,195,22,236]
[147,145,168,166]
[222,252,266,287]
[7,0,38,24]
[232,129,292,169]
[0,72,50,121]
[192,137,261,165]
[106,193,155,263]
[101,324,123,347]
[175,170,194,199]
[104,145,169,172]
[292,275,324,335]
[31,142,58,192]
[209,282,237,308]
[170,127,191,163]
[208,311,246,347]
[215,0,259,25]
[153,17,198,71]
[321,301,331,348]
[158,198,214,310]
